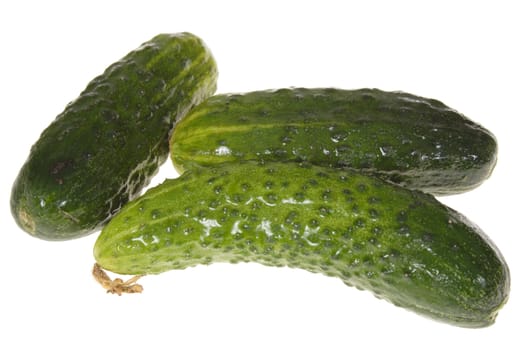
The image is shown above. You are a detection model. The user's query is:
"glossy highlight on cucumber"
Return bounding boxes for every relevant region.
[94,161,509,328]
[11,32,218,240]
[170,88,497,195]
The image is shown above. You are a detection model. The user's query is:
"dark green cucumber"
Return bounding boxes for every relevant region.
[170,88,497,195]
[11,32,218,240]
[94,161,509,328]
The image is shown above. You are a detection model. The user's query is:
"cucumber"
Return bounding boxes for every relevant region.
[170,88,497,195]
[93,161,509,328]
[11,32,218,240]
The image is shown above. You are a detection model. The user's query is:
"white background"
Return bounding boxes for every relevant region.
[1,1,523,349]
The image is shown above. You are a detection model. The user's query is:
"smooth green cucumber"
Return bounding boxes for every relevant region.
[94,161,509,328]
[170,88,497,195]
[11,32,218,240]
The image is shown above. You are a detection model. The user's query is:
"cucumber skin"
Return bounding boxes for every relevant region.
[11,33,218,240]
[170,88,497,195]
[94,161,509,328]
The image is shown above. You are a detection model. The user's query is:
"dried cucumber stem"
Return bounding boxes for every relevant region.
[92,263,144,295]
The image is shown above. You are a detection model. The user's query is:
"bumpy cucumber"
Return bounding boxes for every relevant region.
[11,33,218,240]
[94,161,509,328]
[170,88,497,195]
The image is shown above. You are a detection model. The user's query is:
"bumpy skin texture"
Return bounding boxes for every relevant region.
[170,88,498,195]
[94,161,509,328]
[11,33,218,240]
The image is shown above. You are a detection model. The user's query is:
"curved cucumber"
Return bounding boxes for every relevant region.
[11,33,218,240]
[170,88,497,195]
[94,161,509,328]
